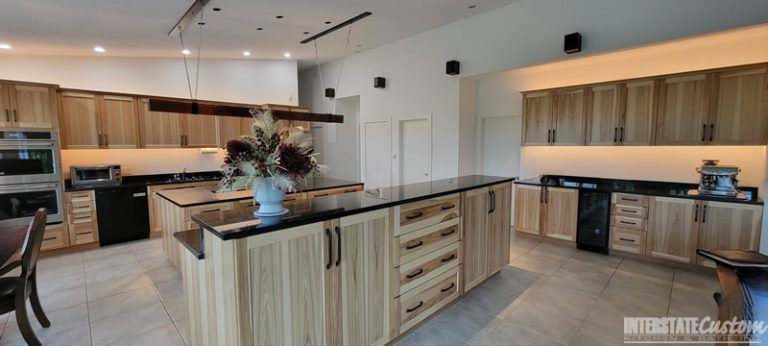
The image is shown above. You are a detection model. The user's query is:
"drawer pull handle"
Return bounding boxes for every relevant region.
[344,189,358,193]
[405,211,424,220]
[406,301,423,313]
[618,237,635,242]
[405,268,424,279]
[441,254,456,262]
[619,220,636,225]
[441,203,455,210]
[440,228,456,237]
[620,209,635,213]
[74,215,91,220]
[441,282,456,293]
[75,231,91,235]
[405,241,424,250]
[314,193,328,197]
[621,198,638,202]
[200,209,220,213]
[43,236,56,241]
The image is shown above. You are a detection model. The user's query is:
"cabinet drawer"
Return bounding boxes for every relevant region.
[184,202,233,221]
[612,215,646,231]
[68,211,96,224]
[41,226,68,251]
[67,190,94,203]
[398,266,460,332]
[611,227,646,255]
[612,193,649,207]
[397,218,461,266]
[69,222,97,245]
[283,192,304,202]
[67,201,95,214]
[612,205,647,218]
[397,194,460,236]
[398,242,460,296]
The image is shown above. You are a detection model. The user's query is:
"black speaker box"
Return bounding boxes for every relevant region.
[325,88,335,98]
[564,32,582,54]
[374,77,386,89]
[446,60,460,75]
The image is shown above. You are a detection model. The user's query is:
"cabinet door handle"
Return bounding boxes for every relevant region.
[439,227,456,237]
[406,301,423,313]
[104,133,109,146]
[547,129,552,143]
[702,205,708,223]
[405,211,424,220]
[613,127,618,143]
[488,191,493,214]
[325,228,332,270]
[441,203,455,210]
[405,240,424,250]
[694,204,699,222]
[552,129,556,143]
[335,226,341,267]
[4,109,9,122]
[701,124,707,142]
[709,124,714,142]
[619,127,624,143]
[440,282,456,293]
[405,268,424,279]
[618,237,635,243]
[545,187,549,203]
[12,110,17,123]
[441,253,456,263]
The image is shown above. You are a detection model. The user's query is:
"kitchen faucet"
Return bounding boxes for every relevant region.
[182,168,187,181]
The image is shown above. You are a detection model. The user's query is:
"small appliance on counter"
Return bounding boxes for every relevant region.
[71,164,122,187]
[691,159,745,199]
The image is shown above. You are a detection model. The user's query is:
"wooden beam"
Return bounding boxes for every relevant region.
[148,99,344,123]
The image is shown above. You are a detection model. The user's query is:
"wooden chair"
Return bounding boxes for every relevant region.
[0,208,50,346]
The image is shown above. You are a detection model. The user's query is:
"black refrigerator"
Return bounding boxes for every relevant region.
[576,190,611,254]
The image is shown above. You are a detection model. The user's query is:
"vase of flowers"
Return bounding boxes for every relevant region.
[219,109,319,216]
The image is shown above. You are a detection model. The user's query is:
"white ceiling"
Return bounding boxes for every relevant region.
[0,0,517,67]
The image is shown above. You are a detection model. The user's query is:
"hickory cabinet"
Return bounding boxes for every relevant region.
[463,183,511,291]
[138,98,218,148]
[0,82,58,128]
[216,115,252,148]
[513,184,578,242]
[656,74,710,145]
[60,92,140,149]
[587,80,657,146]
[709,67,768,145]
[522,88,587,146]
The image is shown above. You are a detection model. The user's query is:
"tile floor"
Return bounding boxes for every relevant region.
[0,232,719,346]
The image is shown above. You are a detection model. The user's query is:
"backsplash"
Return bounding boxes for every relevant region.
[60,148,226,178]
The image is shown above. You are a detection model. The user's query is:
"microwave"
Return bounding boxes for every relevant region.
[71,164,122,187]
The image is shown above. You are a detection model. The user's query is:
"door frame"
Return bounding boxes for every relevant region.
[360,118,392,191]
[392,114,432,186]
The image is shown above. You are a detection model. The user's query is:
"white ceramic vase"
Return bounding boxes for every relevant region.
[254,177,285,215]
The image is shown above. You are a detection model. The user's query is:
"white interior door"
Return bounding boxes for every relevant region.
[312,96,360,182]
[362,120,391,190]
[482,116,521,177]
[394,115,432,185]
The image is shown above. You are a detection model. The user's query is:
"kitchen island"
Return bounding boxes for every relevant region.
[174,175,514,346]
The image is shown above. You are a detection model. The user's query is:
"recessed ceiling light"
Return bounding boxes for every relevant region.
[0,43,11,50]
[212,7,221,11]
[94,46,106,53]
[181,49,191,55]
[243,51,251,56]
[276,15,284,19]
[303,31,310,35]
[257,27,263,31]
[468,4,477,8]
[283,52,291,58]
[356,44,362,48]
[324,21,332,24]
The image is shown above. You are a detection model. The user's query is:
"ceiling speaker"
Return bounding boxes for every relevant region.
[325,88,335,98]
[446,60,460,75]
[374,77,386,89]
[564,32,582,54]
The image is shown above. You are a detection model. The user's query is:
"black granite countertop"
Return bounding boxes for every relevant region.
[64,171,223,192]
[157,177,364,207]
[515,175,762,205]
[174,229,204,260]
[190,175,514,241]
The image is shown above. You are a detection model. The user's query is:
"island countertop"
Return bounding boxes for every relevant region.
[157,177,363,207]
[191,175,515,240]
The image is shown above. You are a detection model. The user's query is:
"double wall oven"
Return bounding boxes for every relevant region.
[0,129,64,226]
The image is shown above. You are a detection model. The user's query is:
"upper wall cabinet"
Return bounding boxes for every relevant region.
[552,88,587,146]
[587,84,622,146]
[99,95,140,148]
[60,92,140,149]
[217,116,253,148]
[183,114,218,148]
[710,67,768,145]
[60,92,100,149]
[656,74,710,145]
[587,81,656,146]
[522,91,554,146]
[138,99,184,148]
[0,83,57,129]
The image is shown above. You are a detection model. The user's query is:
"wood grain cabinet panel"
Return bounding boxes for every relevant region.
[184,114,219,147]
[522,92,554,146]
[0,84,14,128]
[139,99,184,148]
[13,85,56,128]
[711,68,768,145]
[462,187,488,291]
[544,187,578,241]
[100,95,140,148]
[553,88,587,145]
[656,74,710,145]
[514,184,542,235]
[622,80,657,145]
[697,202,762,266]
[217,116,253,148]
[487,182,511,275]
[647,197,699,264]
[60,92,100,149]
[587,84,622,146]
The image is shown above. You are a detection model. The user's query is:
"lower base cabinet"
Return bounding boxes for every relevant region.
[463,183,512,292]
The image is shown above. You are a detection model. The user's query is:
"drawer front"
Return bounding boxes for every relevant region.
[612,215,646,231]
[67,190,94,203]
[67,201,95,214]
[397,194,461,236]
[397,218,461,266]
[68,210,96,224]
[41,227,68,251]
[612,193,649,207]
[611,227,647,255]
[612,205,647,218]
[398,242,460,296]
[399,266,460,330]
[185,202,233,221]
[69,222,97,245]
[283,192,304,202]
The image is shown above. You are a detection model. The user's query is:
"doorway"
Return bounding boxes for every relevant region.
[393,115,432,185]
[361,119,391,190]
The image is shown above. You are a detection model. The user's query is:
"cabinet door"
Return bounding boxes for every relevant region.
[711,67,768,145]
[60,92,100,149]
[522,92,553,146]
[514,184,542,235]
[622,80,657,145]
[647,197,700,263]
[13,85,56,128]
[217,116,244,148]
[184,113,218,147]
[139,99,183,148]
[553,88,587,145]
[487,183,511,275]
[249,222,329,344]
[697,202,762,266]
[587,84,621,146]
[463,187,488,291]
[544,187,578,241]
[337,209,391,346]
[100,95,139,148]
[656,74,709,145]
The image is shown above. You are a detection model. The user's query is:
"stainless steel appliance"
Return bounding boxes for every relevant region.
[0,129,60,184]
[696,160,741,197]
[0,181,64,226]
[70,164,122,187]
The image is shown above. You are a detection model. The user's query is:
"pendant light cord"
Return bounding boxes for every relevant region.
[178,11,204,102]
[313,41,330,114]
[179,32,194,101]
[333,25,352,112]
[313,24,353,114]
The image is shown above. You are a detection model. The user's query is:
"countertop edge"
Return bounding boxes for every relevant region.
[173,229,204,260]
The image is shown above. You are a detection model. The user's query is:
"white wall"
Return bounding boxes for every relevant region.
[298,0,768,185]
[311,96,361,182]
[0,55,298,105]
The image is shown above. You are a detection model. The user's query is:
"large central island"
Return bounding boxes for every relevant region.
[172,175,514,346]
